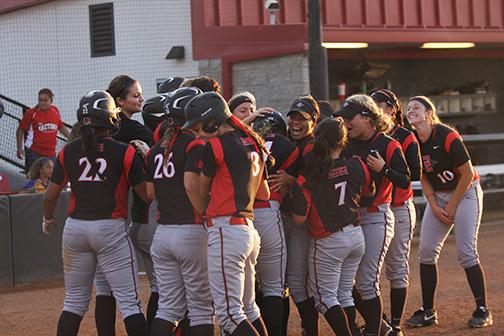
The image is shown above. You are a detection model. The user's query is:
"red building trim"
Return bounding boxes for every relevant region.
[0,0,54,15]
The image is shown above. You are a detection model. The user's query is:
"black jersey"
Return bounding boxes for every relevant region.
[113,113,154,223]
[51,136,145,220]
[260,134,299,203]
[417,124,478,191]
[343,132,410,209]
[145,130,204,224]
[390,125,421,205]
[202,131,265,220]
[291,158,372,238]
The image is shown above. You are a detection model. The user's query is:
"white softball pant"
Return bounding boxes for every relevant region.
[284,217,311,303]
[150,224,213,327]
[206,217,261,335]
[385,199,416,289]
[355,204,395,300]
[253,201,287,298]
[419,180,483,268]
[309,224,365,314]
[62,217,142,319]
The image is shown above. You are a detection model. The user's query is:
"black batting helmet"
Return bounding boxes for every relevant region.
[77,90,119,131]
[157,77,185,94]
[142,94,171,131]
[252,111,287,137]
[182,92,232,133]
[167,87,202,123]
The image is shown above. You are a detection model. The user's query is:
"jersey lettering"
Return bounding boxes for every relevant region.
[334,181,347,206]
[153,153,176,179]
[78,157,107,182]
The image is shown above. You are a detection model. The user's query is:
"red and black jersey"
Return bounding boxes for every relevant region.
[145,130,204,224]
[291,158,372,238]
[297,135,315,172]
[343,132,410,209]
[259,134,299,203]
[390,125,421,206]
[202,131,265,220]
[51,136,145,220]
[417,123,478,191]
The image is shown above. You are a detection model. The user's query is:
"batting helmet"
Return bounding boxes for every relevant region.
[182,92,231,133]
[157,77,185,94]
[252,111,287,137]
[141,94,170,131]
[77,90,119,131]
[168,87,202,123]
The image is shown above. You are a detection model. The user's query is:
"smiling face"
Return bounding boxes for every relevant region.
[407,99,430,126]
[116,81,144,114]
[39,160,54,179]
[288,112,315,141]
[232,102,255,121]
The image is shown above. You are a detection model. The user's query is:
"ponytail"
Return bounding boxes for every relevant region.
[162,121,179,168]
[81,126,99,154]
[227,115,275,167]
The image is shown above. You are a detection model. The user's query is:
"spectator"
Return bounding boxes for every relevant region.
[22,157,54,193]
[16,88,70,170]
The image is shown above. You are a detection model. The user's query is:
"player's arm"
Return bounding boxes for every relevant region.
[185,172,206,215]
[195,141,217,214]
[290,176,311,225]
[357,158,375,197]
[59,125,71,140]
[42,149,66,234]
[125,146,149,203]
[256,178,270,201]
[43,181,65,221]
[421,174,450,225]
[404,134,422,181]
[146,182,156,201]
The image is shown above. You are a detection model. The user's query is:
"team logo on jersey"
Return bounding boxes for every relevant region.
[422,154,437,172]
[37,122,58,132]
[328,166,349,178]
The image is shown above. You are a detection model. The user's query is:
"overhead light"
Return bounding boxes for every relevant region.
[322,42,368,49]
[421,42,475,49]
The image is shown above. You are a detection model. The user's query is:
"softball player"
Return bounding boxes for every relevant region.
[291,117,373,336]
[371,89,421,336]
[144,87,214,336]
[42,90,148,336]
[337,95,410,336]
[183,92,270,336]
[142,93,171,134]
[268,96,321,336]
[405,96,492,329]
[157,76,185,94]
[93,75,157,334]
[251,111,299,336]
[228,91,275,125]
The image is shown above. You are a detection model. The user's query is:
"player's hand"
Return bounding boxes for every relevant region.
[129,140,150,159]
[444,202,457,224]
[431,205,451,225]
[42,216,56,235]
[17,148,24,160]
[243,107,274,125]
[268,170,296,192]
[366,151,386,173]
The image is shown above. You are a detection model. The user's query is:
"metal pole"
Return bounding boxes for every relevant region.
[307,0,329,101]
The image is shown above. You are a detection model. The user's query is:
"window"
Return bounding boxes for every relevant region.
[89,3,115,57]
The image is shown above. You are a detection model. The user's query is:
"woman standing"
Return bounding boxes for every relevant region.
[144,87,214,336]
[17,88,70,170]
[371,89,421,336]
[337,94,410,336]
[183,92,270,336]
[404,96,492,329]
[291,117,373,336]
[42,90,148,336]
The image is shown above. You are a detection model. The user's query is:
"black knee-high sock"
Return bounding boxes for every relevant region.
[344,306,357,327]
[352,286,363,315]
[189,324,214,336]
[255,283,264,310]
[57,311,82,336]
[124,313,148,336]
[296,297,319,336]
[465,264,487,308]
[324,305,351,336]
[95,295,116,336]
[359,297,382,336]
[232,320,260,336]
[281,296,290,336]
[390,287,407,327]
[150,317,175,336]
[146,292,159,331]
[420,263,437,310]
[261,296,283,336]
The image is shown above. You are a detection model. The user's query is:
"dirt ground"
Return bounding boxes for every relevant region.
[1,225,503,336]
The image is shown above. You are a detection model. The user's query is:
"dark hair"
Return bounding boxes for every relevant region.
[81,126,100,154]
[182,76,221,94]
[369,88,404,126]
[162,121,179,168]
[69,122,82,141]
[34,88,54,110]
[302,117,347,190]
[107,75,137,101]
[227,115,275,167]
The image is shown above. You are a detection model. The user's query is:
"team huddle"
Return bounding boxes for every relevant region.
[41,75,492,336]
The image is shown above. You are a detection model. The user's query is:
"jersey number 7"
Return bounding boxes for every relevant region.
[334,181,347,206]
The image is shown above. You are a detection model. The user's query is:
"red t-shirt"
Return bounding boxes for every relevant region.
[19,106,63,156]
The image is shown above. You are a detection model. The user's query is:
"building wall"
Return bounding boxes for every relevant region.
[0,0,199,123]
[231,53,310,114]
